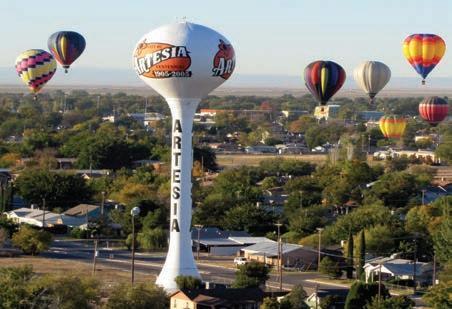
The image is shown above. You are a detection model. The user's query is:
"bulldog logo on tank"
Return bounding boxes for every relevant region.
[134,40,192,78]
[212,39,235,79]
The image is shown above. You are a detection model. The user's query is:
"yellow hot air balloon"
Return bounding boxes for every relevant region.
[15,49,57,99]
[379,115,407,139]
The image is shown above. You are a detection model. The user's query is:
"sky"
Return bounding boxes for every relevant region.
[1,0,451,86]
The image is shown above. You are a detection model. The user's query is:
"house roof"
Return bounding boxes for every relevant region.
[196,238,240,246]
[190,227,249,240]
[228,236,273,245]
[310,288,349,299]
[364,257,429,276]
[63,204,99,216]
[241,241,306,257]
[173,288,288,304]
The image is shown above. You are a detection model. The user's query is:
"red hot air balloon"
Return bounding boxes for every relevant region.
[304,61,346,105]
[419,96,449,126]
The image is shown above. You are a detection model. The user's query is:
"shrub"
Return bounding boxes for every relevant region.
[319,256,342,278]
[12,225,52,255]
[137,228,167,250]
[175,275,202,290]
[105,282,168,309]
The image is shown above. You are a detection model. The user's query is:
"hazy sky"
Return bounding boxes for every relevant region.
[1,0,451,78]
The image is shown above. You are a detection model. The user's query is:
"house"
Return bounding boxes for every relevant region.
[245,145,277,154]
[240,241,318,270]
[314,105,340,121]
[191,227,272,256]
[6,207,63,228]
[55,158,77,169]
[364,256,432,285]
[358,111,384,122]
[305,288,349,309]
[170,288,288,309]
[422,184,452,204]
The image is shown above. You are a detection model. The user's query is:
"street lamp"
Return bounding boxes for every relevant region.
[130,206,140,285]
[316,228,324,272]
[274,222,283,291]
[194,224,203,260]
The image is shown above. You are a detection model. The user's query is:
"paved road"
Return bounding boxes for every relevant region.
[43,239,347,294]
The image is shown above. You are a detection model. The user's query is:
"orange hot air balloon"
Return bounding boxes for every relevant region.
[402,34,446,85]
[379,115,407,139]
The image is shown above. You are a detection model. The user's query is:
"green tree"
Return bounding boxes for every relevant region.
[262,297,280,309]
[366,296,414,309]
[357,230,366,280]
[435,132,452,164]
[137,228,167,250]
[432,200,452,264]
[321,295,345,309]
[345,282,389,309]
[232,261,270,288]
[279,284,309,309]
[175,275,202,290]
[105,282,168,309]
[12,225,52,255]
[423,262,452,308]
[222,203,276,235]
[0,265,34,308]
[319,256,342,278]
[346,231,354,279]
[367,172,419,208]
[288,206,327,237]
[15,169,92,209]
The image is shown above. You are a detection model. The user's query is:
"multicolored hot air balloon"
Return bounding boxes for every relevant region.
[15,49,57,99]
[419,96,449,126]
[304,61,346,105]
[379,115,407,139]
[402,34,446,85]
[353,61,391,104]
[48,31,86,73]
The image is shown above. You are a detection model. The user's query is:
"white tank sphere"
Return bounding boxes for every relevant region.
[133,21,235,99]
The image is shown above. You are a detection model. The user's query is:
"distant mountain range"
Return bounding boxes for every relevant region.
[1,67,452,90]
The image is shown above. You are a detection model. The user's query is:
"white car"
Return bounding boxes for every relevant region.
[234,257,248,266]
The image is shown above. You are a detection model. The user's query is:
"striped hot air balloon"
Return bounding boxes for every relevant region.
[402,34,446,85]
[379,115,407,139]
[15,49,57,99]
[353,61,391,104]
[48,31,86,73]
[419,96,449,126]
[304,61,346,105]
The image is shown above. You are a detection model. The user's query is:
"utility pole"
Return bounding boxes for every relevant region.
[275,222,283,291]
[317,228,324,271]
[42,198,46,229]
[378,262,382,304]
[421,189,426,206]
[299,191,303,209]
[130,207,140,285]
[92,239,98,276]
[194,224,203,260]
[100,191,105,217]
[413,235,418,294]
[432,254,436,286]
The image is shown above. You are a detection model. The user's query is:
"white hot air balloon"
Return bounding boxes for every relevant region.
[353,61,391,104]
[133,21,235,291]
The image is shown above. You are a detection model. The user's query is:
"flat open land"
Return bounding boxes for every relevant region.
[216,153,327,168]
[0,256,155,287]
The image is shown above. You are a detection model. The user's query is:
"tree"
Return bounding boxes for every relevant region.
[321,295,345,309]
[435,132,452,164]
[423,262,452,308]
[367,172,419,208]
[279,284,309,309]
[346,231,354,279]
[12,225,52,255]
[15,169,92,210]
[357,230,365,280]
[319,256,342,278]
[175,275,202,290]
[366,296,414,309]
[432,199,452,264]
[105,282,168,309]
[262,297,280,309]
[223,203,276,235]
[0,265,34,308]
[232,261,270,288]
[137,228,167,250]
[288,206,327,237]
[345,282,389,309]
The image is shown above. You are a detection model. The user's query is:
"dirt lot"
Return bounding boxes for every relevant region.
[216,153,327,168]
[0,256,155,288]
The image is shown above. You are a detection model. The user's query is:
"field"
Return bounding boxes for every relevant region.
[216,153,328,168]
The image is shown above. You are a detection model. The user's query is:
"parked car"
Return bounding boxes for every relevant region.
[234,257,248,266]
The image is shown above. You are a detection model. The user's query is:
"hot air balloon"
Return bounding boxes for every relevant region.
[403,34,446,85]
[15,49,57,99]
[419,96,449,126]
[353,61,391,104]
[48,31,86,73]
[379,115,407,139]
[304,61,346,105]
[133,21,235,291]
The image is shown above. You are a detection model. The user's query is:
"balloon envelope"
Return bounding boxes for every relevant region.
[15,49,56,95]
[353,61,391,103]
[419,96,449,126]
[402,34,446,84]
[48,31,86,72]
[304,60,346,105]
[379,115,407,139]
[133,21,235,100]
